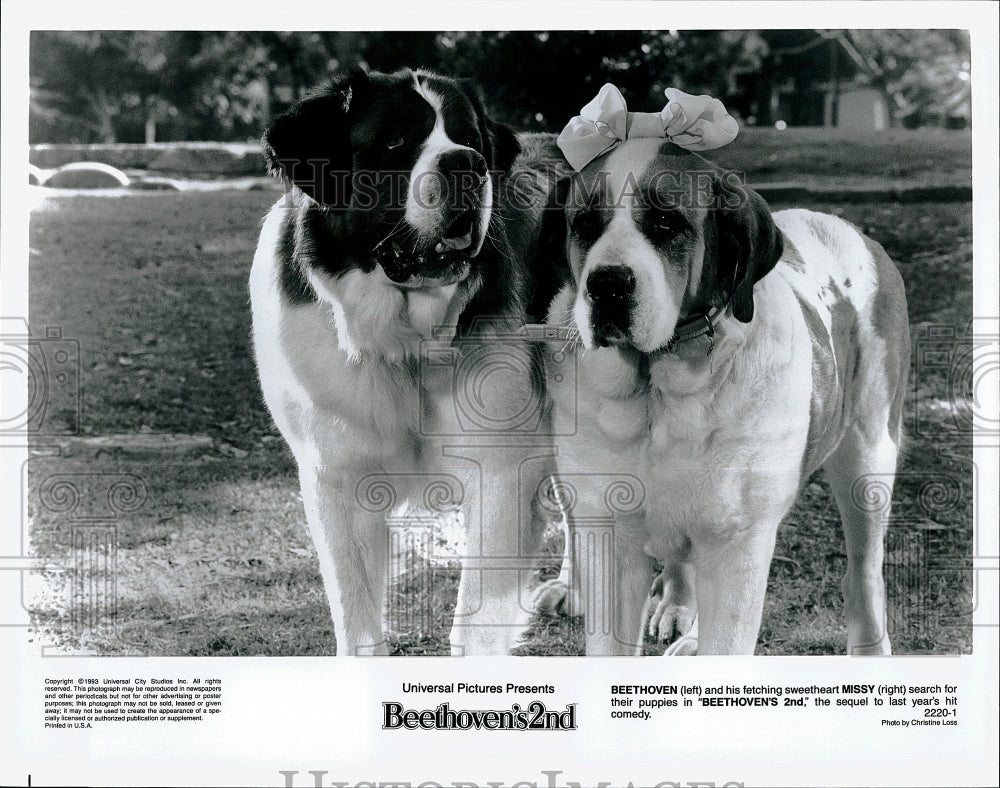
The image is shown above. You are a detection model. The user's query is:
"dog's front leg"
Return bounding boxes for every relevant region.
[823,425,896,656]
[299,464,389,656]
[533,467,653,655]
[448,446,555,655]
[690,528,778,655]
[576,518,653,656]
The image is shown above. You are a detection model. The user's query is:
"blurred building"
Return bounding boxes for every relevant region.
[755,31,887,130]
[753,30,968,132]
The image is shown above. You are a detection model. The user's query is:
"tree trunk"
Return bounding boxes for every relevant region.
[87,87,118,143]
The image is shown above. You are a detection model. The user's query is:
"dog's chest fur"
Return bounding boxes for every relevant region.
[575,322,810,540]
[253,238,470,471]
[549,273,820,554]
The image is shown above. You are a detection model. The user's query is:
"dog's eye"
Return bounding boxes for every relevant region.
[386,136,405,150]
[571,210,603,243]
[651,208,687,236]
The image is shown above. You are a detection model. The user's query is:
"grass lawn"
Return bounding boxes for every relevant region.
[25,129,975,656]
[712,126,972,184]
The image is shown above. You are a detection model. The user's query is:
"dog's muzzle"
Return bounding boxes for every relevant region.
[375,149,489,286]
[375,240,473,286]
[375,206,481,286]
[586,266,636,346]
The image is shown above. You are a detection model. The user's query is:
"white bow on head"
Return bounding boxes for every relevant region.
[556,83,740,171]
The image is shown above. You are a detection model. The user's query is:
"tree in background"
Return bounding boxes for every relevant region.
[29,29,971,144]
[834,30,971,127]
[30,32,176,143]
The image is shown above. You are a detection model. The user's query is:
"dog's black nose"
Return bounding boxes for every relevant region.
[586,266,636,305]
[586,267,635,344]
[439,148,488,182]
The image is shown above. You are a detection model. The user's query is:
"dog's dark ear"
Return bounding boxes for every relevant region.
[456,78,521,174]
[486,118,521,174]
[262,69,368,208]
[715,177,783,323]
[528,175,572,321]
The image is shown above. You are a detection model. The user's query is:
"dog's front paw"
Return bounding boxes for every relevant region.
[847,633,892,656]
[646,572,696,641]
[532,578,579,616]
[647,599,697,642]
[662,617,699,656]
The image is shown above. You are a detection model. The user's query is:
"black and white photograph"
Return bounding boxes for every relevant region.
[19,27,979,657]
[3,3,998,787]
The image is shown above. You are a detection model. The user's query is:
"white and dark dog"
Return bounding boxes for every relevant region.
[535,136,910,655]
[250,68,563,655]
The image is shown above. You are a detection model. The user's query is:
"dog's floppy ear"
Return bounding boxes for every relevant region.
[456,78,521,174]
[715,178,783,323]
[262,68,368,208]
[527,175,573,321]
[486,118,521,174]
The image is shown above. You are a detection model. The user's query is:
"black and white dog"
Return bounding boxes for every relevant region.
[250,68,565,655]
[535,137,910,656]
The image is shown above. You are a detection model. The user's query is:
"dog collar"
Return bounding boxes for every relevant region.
[518,306,726,356]
[663,305,726,358]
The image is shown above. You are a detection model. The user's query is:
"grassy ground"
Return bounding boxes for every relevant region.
[26,129,974,656]
[712,126,972,184]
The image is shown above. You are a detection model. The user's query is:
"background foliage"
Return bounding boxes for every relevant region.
[29,30,971,143]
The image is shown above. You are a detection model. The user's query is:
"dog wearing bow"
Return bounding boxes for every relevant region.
[533,85,909,656]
